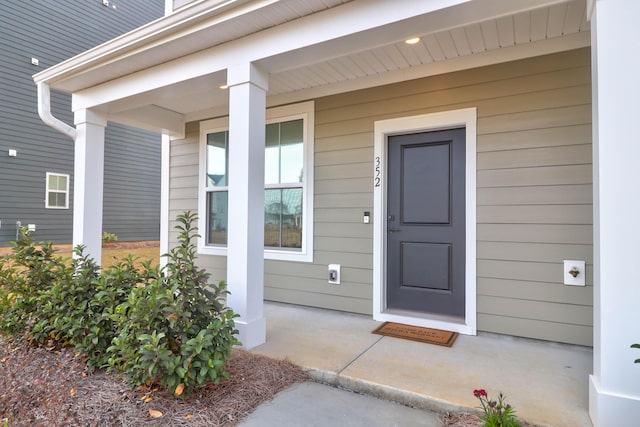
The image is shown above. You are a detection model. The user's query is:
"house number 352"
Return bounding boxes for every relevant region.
[374,156,381,187]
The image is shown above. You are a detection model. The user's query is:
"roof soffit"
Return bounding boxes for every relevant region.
[38,0,588,129]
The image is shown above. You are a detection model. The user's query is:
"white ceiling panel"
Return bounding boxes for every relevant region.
[423,34,446,61]
[547,3,569,38]
[382,45,410,69]
[481,20,500,50]
[530,7,549,41]
[449,27,472,56]
[513,12,531,44]
[497,16,515,48]
[435,31,459,59]
[565,1,586,34]
[465,24,487,54]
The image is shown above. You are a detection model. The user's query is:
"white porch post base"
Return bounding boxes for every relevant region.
[589,1,640,425]
[225,62,268,349]
[73,109,107,264]
[234,317,267,350]
[590,376,640,427]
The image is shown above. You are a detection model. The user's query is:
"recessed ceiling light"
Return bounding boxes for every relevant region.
[405,37,420,45]
[219,84,228,90]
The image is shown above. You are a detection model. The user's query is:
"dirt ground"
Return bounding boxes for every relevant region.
[0,337,309,426]
[1,240,313,426]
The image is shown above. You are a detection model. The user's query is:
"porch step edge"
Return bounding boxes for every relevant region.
[307,368,469,416]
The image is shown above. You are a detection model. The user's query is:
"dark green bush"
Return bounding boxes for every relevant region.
[107,211,239,395]
[0,211,238,395]
[0,228,69,339]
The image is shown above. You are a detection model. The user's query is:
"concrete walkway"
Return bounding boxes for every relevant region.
[249,302,593,427]
[240,382,441,427]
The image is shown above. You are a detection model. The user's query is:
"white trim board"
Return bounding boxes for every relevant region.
[373,108,477,335]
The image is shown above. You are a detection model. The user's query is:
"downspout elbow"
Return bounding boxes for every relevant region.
[37,82,77,141]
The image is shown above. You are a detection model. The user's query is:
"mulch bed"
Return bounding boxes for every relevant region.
[0,337,308,426]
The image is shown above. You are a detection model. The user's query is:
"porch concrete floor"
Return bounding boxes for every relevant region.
[251,302,593,427]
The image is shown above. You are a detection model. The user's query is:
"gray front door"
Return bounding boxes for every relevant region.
[386,128,465,317]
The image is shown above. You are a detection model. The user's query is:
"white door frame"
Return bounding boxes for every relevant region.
[373,108,477,335]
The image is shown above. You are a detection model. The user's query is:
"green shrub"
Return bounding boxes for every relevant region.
[0,211,238,395]
[107,211,239,395]
[0,228,69,339]
[28,247,96,348]
[101,231,118,243]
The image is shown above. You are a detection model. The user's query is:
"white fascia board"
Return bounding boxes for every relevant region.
[33,0,257,86]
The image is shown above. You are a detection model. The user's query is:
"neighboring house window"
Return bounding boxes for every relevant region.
[45,173,69,209]
[199,101,314,262]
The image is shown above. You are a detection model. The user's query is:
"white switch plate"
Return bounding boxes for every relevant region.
[564,260,585,286]
[328,264,340,284]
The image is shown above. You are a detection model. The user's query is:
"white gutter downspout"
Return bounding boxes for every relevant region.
[37,82,77,141]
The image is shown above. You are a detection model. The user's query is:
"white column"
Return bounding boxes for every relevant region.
[589,1,640,425]
[226,63,268,349]
[73,109,107,264]
[160,134,171,269]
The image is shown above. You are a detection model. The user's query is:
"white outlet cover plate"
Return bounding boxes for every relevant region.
[564,260,585,286]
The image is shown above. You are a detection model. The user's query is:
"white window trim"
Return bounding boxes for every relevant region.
[45,172,70,209]
[373,108,477,335]
[198,101,314,262]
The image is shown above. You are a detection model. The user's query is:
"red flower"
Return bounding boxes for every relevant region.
[473,389,487,398]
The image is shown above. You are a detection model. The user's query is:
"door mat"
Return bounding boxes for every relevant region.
[372,322,458,347]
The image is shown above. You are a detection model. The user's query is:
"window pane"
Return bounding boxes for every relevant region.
[207,191,228,245]
[280,120,303,183]
[48,191,65,208]
[207,132,228,187]
[48,175,59,190]
[264,120,304,185]
[265,123,280,185]
[280,119,303,144]
[280,139,303,183]
[57,175,67,191]
[264,188,302,249]
[264,189,282,247]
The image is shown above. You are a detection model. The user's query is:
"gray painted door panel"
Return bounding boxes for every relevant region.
[386,128,465,317]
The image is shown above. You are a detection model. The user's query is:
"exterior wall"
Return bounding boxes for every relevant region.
[172,0,199,12]
[0,0,163,247]
[170,48,592,346]
[103,123,163,240]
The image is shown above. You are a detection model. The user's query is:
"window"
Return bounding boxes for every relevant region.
[45,173,69,209]
[264,118,305,249]
[205,130,229,245]
[199,101,314,262]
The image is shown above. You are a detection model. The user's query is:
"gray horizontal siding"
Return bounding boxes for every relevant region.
[0,0,164,247]
[297,48,593,344]
[102,124,161,241]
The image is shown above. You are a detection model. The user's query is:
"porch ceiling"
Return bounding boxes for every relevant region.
[35,0,590,133]
[267,0,589,96]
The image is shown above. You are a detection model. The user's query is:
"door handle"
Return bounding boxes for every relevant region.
[388,228,400,233]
